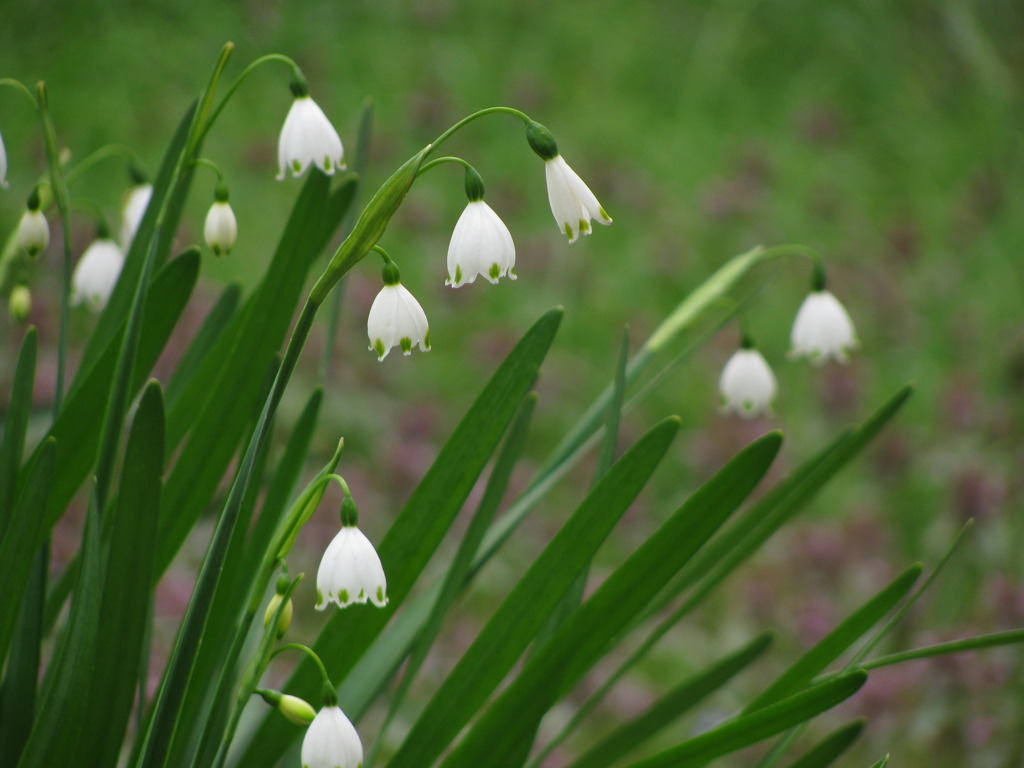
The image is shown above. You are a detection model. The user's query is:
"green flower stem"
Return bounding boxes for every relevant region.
[63,143,144,185]
[200,52,302,143]
[210,575,304,768]
[425,105,532,158]
[270,643,333,689]
[0,78,38,105]
[416,155,476,178]
[35,82,73,418]
[191,157,226,183]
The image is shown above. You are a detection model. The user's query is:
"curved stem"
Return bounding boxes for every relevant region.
[35,82,73,418]
[324,473,352,498]
[64,143,143,185]
[426,106,531,158]
[416,155,475,178]
[271,643,333,688]
[191,157,225,183]
[758,243,821,263]
[200,53,301,143]
[0,78,38,107]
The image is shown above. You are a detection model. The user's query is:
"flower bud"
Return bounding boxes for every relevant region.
[258,689,316,726]
[263,577,294,639]
[8,284,31,324]
[203,184,237,257]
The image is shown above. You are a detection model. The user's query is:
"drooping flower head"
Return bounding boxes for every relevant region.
[526,121,611,243]
[119,170,153,249]
[203,182,238,257]
[367,257,430,360]
[301,701,363,768]
[277,76,345,180]
[316,489,388,610]
[72,224,125,311]
[789,263,859,365]
[17,188,49,258]
[719,333,777,418]
[446,166,516,287]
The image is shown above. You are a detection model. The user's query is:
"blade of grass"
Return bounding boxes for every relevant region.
[783,720,865,768]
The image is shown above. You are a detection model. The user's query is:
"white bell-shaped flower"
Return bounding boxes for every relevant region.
[71,236,124,311]
[277,85,345,179]
[789,290,859,365]
[316,525,388,610]
[203,192,237,257]
[543,155,612,243]
[447,200,516,287]
[18,208,49,257]
[301,705,363,768]
[367,260,430,360]
[0,129,8,188]
[719,346,777,418]
[120,183,153,249]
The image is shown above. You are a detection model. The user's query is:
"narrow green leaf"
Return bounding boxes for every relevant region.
[0,548,46,766]
[624,672,868,768]
[236,308,564,768]
[371,394,538,763]
[541,385,912,756]
[16,483,103,768]
[40,249,199,536]
[783,720,864,768]
[0,326,36,531]
[867,755,890,768]
[745,563,921,713]
[390,415,681,768]
[568,633,774,768]
[164,281,241,414]
[443,432,782,768]
[861,629,1024,669]
[81,381,165,767]
[0,439,55,664]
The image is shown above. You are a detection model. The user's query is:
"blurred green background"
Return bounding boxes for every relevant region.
[2,0,1023,765]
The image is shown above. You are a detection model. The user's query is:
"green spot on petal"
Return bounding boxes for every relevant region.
[358,588,366,600]
[292,159,302,174]
[563,222,573,239]
[489,263,500,280]
[339,589,349,603]
[316,588,324,606]
[455,264,462,284]
[400,337,412,354]
[579,219,590,233]
[377,586,386,603]
[423,330,431,350]
[323,155,331,171]
[599,206,611,222]
[373,339,385,359]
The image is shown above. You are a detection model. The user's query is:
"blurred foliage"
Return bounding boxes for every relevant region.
[2,1,1024,765]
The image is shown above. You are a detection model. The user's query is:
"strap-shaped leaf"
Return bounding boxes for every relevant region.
[744,563,921,713]
[568,633,774,768]
[442,432,782,768]
[80,382,165,767]
[389,415,681,768]
[40,250,199,535]
[624,672,868,768]
[237,309,563,767]
[0,326,36,531]
[784,720,864,768]
[0,438,55,665]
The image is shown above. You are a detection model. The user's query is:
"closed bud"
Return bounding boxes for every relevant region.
[263,587,294,639]
[9,285,31,323]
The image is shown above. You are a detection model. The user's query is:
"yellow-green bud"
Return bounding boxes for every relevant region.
[257,689,316,726]
[263,592,293,638]
[9,285,31,324]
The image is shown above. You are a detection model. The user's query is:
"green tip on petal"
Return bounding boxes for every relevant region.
[316,588,324,607]
[563,222,573,239]
[598,206,611,222]
[373,338,386,359]
[377,586,386,603]
[323,155,332,172]
[400,337,412,354]
[579,219,590,234]
[423,330,431,350]
[338,589,349,604]
[454,264,463,284]
[292,159,302,174]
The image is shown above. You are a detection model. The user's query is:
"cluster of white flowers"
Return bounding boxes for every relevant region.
[718,277,859,419]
